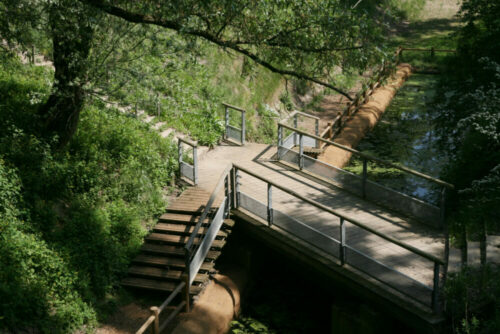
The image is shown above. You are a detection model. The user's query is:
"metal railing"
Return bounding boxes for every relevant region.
[223,102,246,145]
[184,165,232,291]
[135,280,189,334]
[232,163,445,312]
[280,111,320,149]
[277,122,454,228]
[178,137,198,185]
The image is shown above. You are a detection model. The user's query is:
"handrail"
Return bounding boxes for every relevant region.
[136,280,187,334]
[185,164,232,252]
[223,102,246,145]
[281,110,320,124]
[278,123,454,189]
[222,102,246,112]
[233,163,444,265]
[178,137,198,148]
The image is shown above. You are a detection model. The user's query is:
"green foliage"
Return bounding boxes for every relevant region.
[0,55,177,332]
[230,317,274,334]
[445,265,500,334]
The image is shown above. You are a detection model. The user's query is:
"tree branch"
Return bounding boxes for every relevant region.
[82,0,353,100]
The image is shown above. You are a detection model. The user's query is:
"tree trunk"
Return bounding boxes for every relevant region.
[460,225,468,266]
[480,220,487,265]
[39,2,94,148]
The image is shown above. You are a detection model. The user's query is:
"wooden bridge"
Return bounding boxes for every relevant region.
[125,107,454,333]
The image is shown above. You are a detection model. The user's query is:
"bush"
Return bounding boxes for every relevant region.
[0,55,177,332]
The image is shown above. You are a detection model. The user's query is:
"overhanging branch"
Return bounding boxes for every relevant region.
[82,0,353,100]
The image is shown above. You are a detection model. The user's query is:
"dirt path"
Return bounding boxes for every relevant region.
[318,64,413,168]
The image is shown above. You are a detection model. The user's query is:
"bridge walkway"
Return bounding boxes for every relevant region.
[196,142,445,311]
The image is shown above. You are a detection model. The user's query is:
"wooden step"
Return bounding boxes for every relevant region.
[122,277,202,295]
[159,213,202,224]
[128,266,209,283]
[132,254,215,271]
[153,223,228,238]
[145,233,226,248]
[140,243,221,259]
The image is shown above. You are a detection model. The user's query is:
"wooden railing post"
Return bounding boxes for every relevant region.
[299,133,304,170]
[150,307,160,334]
[431,262,441,313]
[362,158,368,199]
[224,105,229,140]
[267,183,273,226]
[183,274,191,313]
[340,218,346,265]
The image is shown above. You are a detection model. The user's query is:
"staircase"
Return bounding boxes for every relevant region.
[122,188,233,296]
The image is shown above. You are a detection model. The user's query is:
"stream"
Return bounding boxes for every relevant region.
[346,73,447,205]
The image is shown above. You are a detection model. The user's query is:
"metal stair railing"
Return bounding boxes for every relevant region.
[178,137,198,185]
[184,165,233,294]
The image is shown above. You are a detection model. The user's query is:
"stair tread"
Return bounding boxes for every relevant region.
[140,243,221,259]
[154,223,228,237]
[159,213,201,223]
[128,266,209,283]
[122,277,202,294]
[145,233,226,248]
[132,254,214,271]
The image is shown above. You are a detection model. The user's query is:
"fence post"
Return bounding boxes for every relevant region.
[340,218,346,265]
[431,262,441,313]
[277,125,283,160]
[193,144,198,185]
[150,307,160,334]
[362,158,368,199]
[293,114,298,146]
[225,174,230,217]
[231,167,237,210]
[241,110,246,145]
[299,133,304,170]
[178,140,183,177]
[315,119,319,148]
[235,168,240,208]
[183,274,191,313]
[225,106,229,140]
[267,183,273,226]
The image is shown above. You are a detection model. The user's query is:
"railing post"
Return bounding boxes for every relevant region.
[299,133,304,170]
[267,183,273,226]
[224,106,229,140]
[183,274,191,313]
[150,307,159,334]
[293,114,298,146]
[225,174,230,217]
[241,110,246,145]
[431,262,441,313]
[193,144,198,185]
[315,118,319,148]
[178,140,183,175]
[235,168,241,208]
[231,167,237,209]
[184,249,191,301]
[362,158,367,199]
[277,125,283,160]
[339,218,346,265]
[440,187,447,227]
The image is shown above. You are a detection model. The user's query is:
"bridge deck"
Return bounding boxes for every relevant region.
[196,142,445,308]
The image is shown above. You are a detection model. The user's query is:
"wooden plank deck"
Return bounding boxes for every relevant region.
[196,143,445,310]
